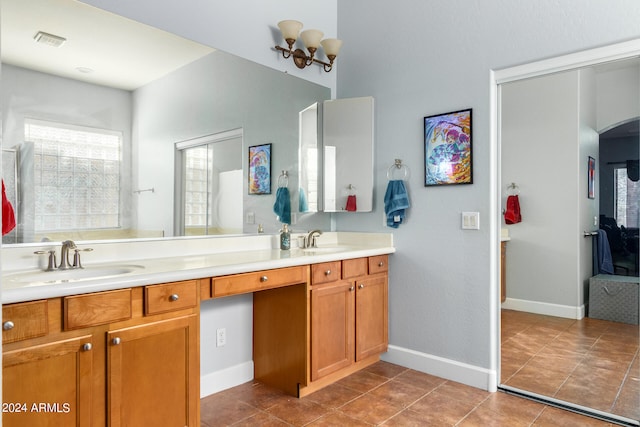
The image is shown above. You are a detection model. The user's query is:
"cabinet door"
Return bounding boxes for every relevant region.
[3,335,93,427]
[107,314,199,427]
[311,281,355,381]
[355,274,388,361]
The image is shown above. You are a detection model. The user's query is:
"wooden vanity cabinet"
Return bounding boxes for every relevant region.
[2,279,202,427]
[309,256,388,387]
[2,298,95,427]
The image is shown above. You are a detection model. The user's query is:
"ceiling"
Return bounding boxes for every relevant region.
[1,0,214,91]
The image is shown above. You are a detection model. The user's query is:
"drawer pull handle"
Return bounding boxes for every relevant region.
[358,284,365,289]
[378,261,384,267]
[349,286,355,292]
[325,270,331,276]
[83,343,92,351]
[170,294,179,302]
[3,321,14,331]
[112,337,121,345]
[260,276,268,282]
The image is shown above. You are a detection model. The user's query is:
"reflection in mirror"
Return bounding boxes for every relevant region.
[2,0,331,245]
[298,97,375,213]
[298,104,321,213]
[322,97,374,212]
[500,57,639,424]
[175,130,243,236]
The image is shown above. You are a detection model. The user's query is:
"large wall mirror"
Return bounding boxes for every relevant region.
[499,54,639,425]
[1,0,331,245]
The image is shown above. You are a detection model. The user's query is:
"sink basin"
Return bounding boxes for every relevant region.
[301,246,349,253]
[3,264,145,287]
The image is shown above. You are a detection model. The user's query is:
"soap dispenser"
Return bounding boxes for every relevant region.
[280,224,290,250]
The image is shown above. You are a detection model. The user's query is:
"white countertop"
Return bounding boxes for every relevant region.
[1,232,395,304]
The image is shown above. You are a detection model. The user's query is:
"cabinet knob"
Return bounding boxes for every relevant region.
[260,276,268,282]
[358,284,365,289]
[378,261,384,267]
[112,337,121,345]
[324,270,331,276]
[169,294,179,302]
[349,286,355,292]
[3,321,14,331]
[82,343,92,351]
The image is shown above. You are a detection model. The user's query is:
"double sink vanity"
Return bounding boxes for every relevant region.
[1,232,394,426]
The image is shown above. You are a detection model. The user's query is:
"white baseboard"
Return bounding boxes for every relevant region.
[200,361,254,398]
[381,345,497,392]
[501,297,585,319]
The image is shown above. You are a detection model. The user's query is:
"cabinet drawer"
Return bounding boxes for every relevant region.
[145,280,198,315]
[368,255,388,275]
[311,261,342,285]
[2,300,48,344]
[213,266,306,298]
[64,289,132,330]
[342,258,368,279]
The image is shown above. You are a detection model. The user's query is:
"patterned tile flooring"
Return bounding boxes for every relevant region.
[501,309,639,423]
[201,341,634,426]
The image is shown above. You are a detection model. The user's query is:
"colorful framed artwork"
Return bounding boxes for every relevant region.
[424,108,473,186]
[588,156,595,199]
[248,143,271,195]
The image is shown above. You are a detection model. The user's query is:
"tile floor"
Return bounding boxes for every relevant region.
[501,309,639,422]
[200,360,624,426]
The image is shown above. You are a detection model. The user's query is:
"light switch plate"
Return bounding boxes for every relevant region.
[462,212,480,230]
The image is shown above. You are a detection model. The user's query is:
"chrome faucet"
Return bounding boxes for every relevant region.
[58,240,77,270]
[304,230,323,249]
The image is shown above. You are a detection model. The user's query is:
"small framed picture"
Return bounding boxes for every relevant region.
[248,143,271,195]
[424,108,473,186]
[588,156,595,199]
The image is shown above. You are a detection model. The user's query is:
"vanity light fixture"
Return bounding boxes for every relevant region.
[274,20,342,72]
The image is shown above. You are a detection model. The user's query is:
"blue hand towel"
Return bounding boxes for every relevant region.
[273,187,291,224]
[298,187,308,213]
[384,180,410,228]
[596,229,614,275]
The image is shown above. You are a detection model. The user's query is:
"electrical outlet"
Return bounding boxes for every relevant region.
[246,212,255,224]
[216,328,226,347]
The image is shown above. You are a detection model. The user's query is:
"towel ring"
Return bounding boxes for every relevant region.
[387,159,410,180]
[507,182,520,195]
[277,170,289,188]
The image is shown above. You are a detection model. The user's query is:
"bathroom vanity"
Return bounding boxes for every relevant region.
[1,232,394,426]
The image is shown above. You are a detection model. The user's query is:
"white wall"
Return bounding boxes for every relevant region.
[502,72,581,310]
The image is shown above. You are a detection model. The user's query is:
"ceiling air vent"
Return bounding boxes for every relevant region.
[34,31,66,48]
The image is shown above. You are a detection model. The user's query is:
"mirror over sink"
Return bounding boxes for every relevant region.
[1,0,333,245]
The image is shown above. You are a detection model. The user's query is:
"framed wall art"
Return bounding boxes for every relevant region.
[248,143,271,195]
[424,108,473,186]
[588,156,595,199]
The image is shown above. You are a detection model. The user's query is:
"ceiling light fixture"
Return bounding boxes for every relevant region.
[274,20,342,72]
[34,31,67,48]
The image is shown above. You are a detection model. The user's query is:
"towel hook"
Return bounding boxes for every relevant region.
[387,159,410,180]
[507,182,520,195]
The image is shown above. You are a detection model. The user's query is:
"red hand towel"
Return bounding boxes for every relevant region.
[345,195,357,212]
[2,180,16,235]
[504,195,521,224]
